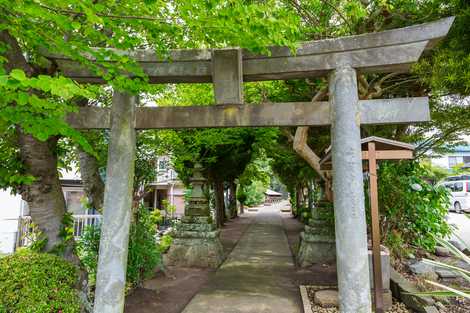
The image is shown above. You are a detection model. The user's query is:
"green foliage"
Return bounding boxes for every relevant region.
[238,180,266,207]
[127,206,162,289]
[374,161,451,254]
[75,224,101,286]
[158,235,173,254]
[0,250,81,313]
[77,205,163,291]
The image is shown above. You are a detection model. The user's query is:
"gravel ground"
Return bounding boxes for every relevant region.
[437,298,470,313]
[309,301,410,313]
[306,286,410,313]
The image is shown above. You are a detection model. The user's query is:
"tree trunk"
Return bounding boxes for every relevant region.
[214,179,225,228]
[1,29,69,253]
[228,181,237,218]
[17,132,67,252]
[77,147,105,212]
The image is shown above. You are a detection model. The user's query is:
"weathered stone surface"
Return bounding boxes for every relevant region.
[435,269,458,279]
[330,65,371,312]
[297,215,336,267]
[212,48,243,105]
[165,235,224,268]
[368,247,391,290]
[172,228,220,239]
[409,261,435,275]
[165,163,224,268]
[93,92,137,313]
[435,246,451,257]
[423,306,440,313]
[314,290,338,308]
[48,17,454,83]
[67,97,430,129]
[390,268,435,313]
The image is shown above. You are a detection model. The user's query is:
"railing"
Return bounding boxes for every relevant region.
[72,214,102,238]
[16,216,33,248]
[16,214,103,249]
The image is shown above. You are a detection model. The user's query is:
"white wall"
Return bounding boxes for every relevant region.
[0,189,23,254]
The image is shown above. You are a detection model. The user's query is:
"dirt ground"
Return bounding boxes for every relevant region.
[281,212,338,286]
[124,215,253,313]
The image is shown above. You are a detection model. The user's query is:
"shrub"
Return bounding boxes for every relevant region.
[373,161,451,254]
[77,205,164,292]
[0,250,81,313]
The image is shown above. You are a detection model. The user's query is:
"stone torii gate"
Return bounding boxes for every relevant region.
[52,17,454,313]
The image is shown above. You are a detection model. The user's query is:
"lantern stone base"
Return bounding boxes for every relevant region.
[297,219,336,267]
[165,216,224,268]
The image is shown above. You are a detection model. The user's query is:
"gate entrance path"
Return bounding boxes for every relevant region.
[183,204,302,313]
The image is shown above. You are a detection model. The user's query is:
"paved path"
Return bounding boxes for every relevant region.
[182,206,302,313]
[448,212,470,248]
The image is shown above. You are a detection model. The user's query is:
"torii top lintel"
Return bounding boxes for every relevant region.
[49,17,454,84]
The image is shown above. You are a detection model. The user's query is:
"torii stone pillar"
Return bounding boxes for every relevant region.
[330,65,371,312]
[94,91,136,313]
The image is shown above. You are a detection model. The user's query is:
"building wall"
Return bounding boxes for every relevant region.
[431,149,470,169]
[0,189,23,254]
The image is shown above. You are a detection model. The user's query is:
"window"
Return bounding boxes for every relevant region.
[448,156,458,168]
[464,155,470,164]
[454,182,464,192]
[159,159,169,171]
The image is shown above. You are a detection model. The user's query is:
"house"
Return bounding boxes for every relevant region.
[264,189,283,204]
[0,156,185,254]
[431,145,470,170]
[143,155,185,217]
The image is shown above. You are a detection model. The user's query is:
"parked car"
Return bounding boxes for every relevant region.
[439,175,470,213]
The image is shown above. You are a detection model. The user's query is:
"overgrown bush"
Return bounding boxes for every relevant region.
[238,181,265,207]
[0,250,81,313]
[77,205,163,291]
[373,161,451,255]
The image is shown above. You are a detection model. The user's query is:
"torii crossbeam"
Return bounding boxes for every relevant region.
[48,17,454,313]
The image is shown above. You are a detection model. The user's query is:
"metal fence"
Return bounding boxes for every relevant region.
[16,214,102,249]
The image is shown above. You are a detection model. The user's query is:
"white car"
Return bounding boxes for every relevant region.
[440,175,470,213]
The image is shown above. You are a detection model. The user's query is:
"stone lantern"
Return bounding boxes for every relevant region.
[165,163,224,268]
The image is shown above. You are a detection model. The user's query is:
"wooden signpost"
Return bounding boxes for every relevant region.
[321,136,415,312]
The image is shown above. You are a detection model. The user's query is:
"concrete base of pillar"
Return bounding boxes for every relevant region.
[297,218,336,267]
[374,290,393,311]
[165,216,223,268]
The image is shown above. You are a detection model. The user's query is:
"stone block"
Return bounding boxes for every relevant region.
[409,261,435,275]
[165,220,223,268]
[314,289,338,308]
[368,247,391,290]
[297,229,336,267]
[165,236,223,268]
[435,269,458,279]
[435,246,451,257]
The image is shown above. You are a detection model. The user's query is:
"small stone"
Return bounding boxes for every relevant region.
[435,269,458,279]
[423,306,439,313]
[314,289,338,308]
[407,253,416,260]
[409,261,434,275]
[435,246,451,257]
[434,302,446,310]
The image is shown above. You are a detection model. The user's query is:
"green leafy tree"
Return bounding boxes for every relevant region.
[0,0,301,253]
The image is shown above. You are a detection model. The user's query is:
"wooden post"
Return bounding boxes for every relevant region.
[368,141,384,313]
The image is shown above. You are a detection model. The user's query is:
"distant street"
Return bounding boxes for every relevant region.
[448,213,470,248]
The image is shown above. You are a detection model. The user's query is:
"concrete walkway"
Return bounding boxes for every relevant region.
[182,205,302,313]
